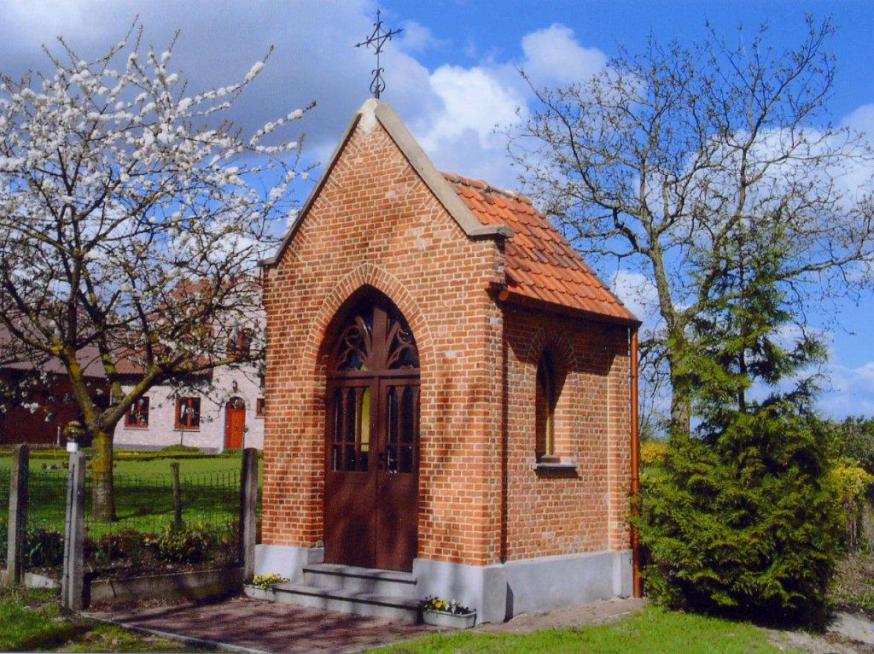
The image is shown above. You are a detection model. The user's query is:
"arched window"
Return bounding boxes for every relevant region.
[535,351,557,461]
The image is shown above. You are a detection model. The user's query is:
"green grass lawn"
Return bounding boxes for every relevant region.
[0,586,199,652]
[373,607,797,654]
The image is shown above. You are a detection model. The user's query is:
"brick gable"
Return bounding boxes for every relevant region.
[262,103,506,565]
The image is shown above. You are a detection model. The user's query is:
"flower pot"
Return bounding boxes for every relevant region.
[422,608,477,629]
[243,584,276,601]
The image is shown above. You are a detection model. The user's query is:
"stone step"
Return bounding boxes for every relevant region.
[301,563,418,599]
[273,582,421,624]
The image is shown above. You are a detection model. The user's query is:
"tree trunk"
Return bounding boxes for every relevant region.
[90,428,115,522]
[670,389,692,437]
[666,329,693,437]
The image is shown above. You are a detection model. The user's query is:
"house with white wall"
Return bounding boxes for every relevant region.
[113,360,265,452]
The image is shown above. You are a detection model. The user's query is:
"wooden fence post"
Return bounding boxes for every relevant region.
[239,448,258,582]
[170,462,183,530]
[6,444,29,586]
[61,452,85,611]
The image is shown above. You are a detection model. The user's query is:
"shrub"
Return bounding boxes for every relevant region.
[86,531,150,567]
[24,528,64,568]
[146,525,212,564]
[828,417,874,474]
[251,573,288,590]
[640,439,668,468]
[420,596,474,615]
[828,459,874,551]
[159,444,202,453]
[639,406,841,625]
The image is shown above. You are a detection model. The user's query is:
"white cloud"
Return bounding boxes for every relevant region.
[0,3,612,192]
[819,360,874,418]
[407,65,526,186]
[420,66,523,151]
[405,23,607,188]
[845,103,874,137]
[396,20,443,54]
[610,269,661,328]
[520,24,607,86]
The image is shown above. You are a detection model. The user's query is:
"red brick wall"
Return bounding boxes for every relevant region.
[501,306,632,560]
[262,117,505,566]
[261,114,633,568]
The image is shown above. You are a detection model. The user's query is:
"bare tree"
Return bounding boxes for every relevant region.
[0,23,310,519]
[508,18,874,434]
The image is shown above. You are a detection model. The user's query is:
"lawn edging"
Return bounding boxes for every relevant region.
[0,570,59,590]
[87,566,244,607]
[4,565,243,608]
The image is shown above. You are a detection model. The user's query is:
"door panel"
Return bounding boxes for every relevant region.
[375,380,419,571]
[324,380,376,567]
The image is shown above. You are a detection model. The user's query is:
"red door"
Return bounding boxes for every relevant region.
[324,295,420,571]
[225,398,246,449]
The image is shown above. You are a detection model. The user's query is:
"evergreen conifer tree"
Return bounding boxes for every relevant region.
[639,224,841,624]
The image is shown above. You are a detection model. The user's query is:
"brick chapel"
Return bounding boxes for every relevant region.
[256,99,641,623]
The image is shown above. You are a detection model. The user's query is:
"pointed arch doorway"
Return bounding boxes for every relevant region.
[324,291,420,571]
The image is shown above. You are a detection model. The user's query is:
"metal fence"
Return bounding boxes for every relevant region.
[25,469,68,571]
[84,468,242,578]
[0,457,243,577]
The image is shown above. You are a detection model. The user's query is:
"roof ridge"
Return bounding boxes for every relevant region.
[442,171,533,206]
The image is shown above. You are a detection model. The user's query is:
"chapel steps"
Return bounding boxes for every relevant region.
[270,563,422,624]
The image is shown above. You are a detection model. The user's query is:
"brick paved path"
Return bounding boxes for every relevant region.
[91,596,647,653]
[91,596,440,653]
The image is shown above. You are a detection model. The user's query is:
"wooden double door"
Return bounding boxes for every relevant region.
[324,297,420,572]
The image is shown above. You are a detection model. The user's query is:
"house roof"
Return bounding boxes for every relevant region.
[262,99,638,327]
[443,173,639,325]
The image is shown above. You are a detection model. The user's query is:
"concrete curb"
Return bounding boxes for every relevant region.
[83,613,270,654]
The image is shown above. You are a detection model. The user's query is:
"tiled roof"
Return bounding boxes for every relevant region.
[443,173,639,324]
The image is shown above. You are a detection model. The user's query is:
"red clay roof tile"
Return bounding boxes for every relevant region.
[442,173,638,324]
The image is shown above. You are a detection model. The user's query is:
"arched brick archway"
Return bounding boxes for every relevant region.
[300,265,434,572]
[300,263,435,379]
[321,288,421,571]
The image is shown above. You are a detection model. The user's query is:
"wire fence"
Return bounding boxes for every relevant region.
[84,468,242,578]
[0,461,242,577]
[24,469,68,572]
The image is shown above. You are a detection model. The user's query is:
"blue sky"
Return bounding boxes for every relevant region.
[1,0,871,418]
[388,1,874,421]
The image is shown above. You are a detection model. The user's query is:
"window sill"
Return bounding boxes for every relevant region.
[123,425,150,430]
[175,427,201,432]
[532,458,578,474]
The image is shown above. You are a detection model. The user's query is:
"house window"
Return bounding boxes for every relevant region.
[176,397,201,430]
[228,328,253,358]
[125,397,149,428]
[256,397,266,417]
[535,352,557,461]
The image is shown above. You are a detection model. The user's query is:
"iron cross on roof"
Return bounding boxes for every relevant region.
[355,8,403,99]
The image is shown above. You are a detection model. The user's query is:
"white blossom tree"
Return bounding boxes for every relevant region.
[0,24,310,519]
